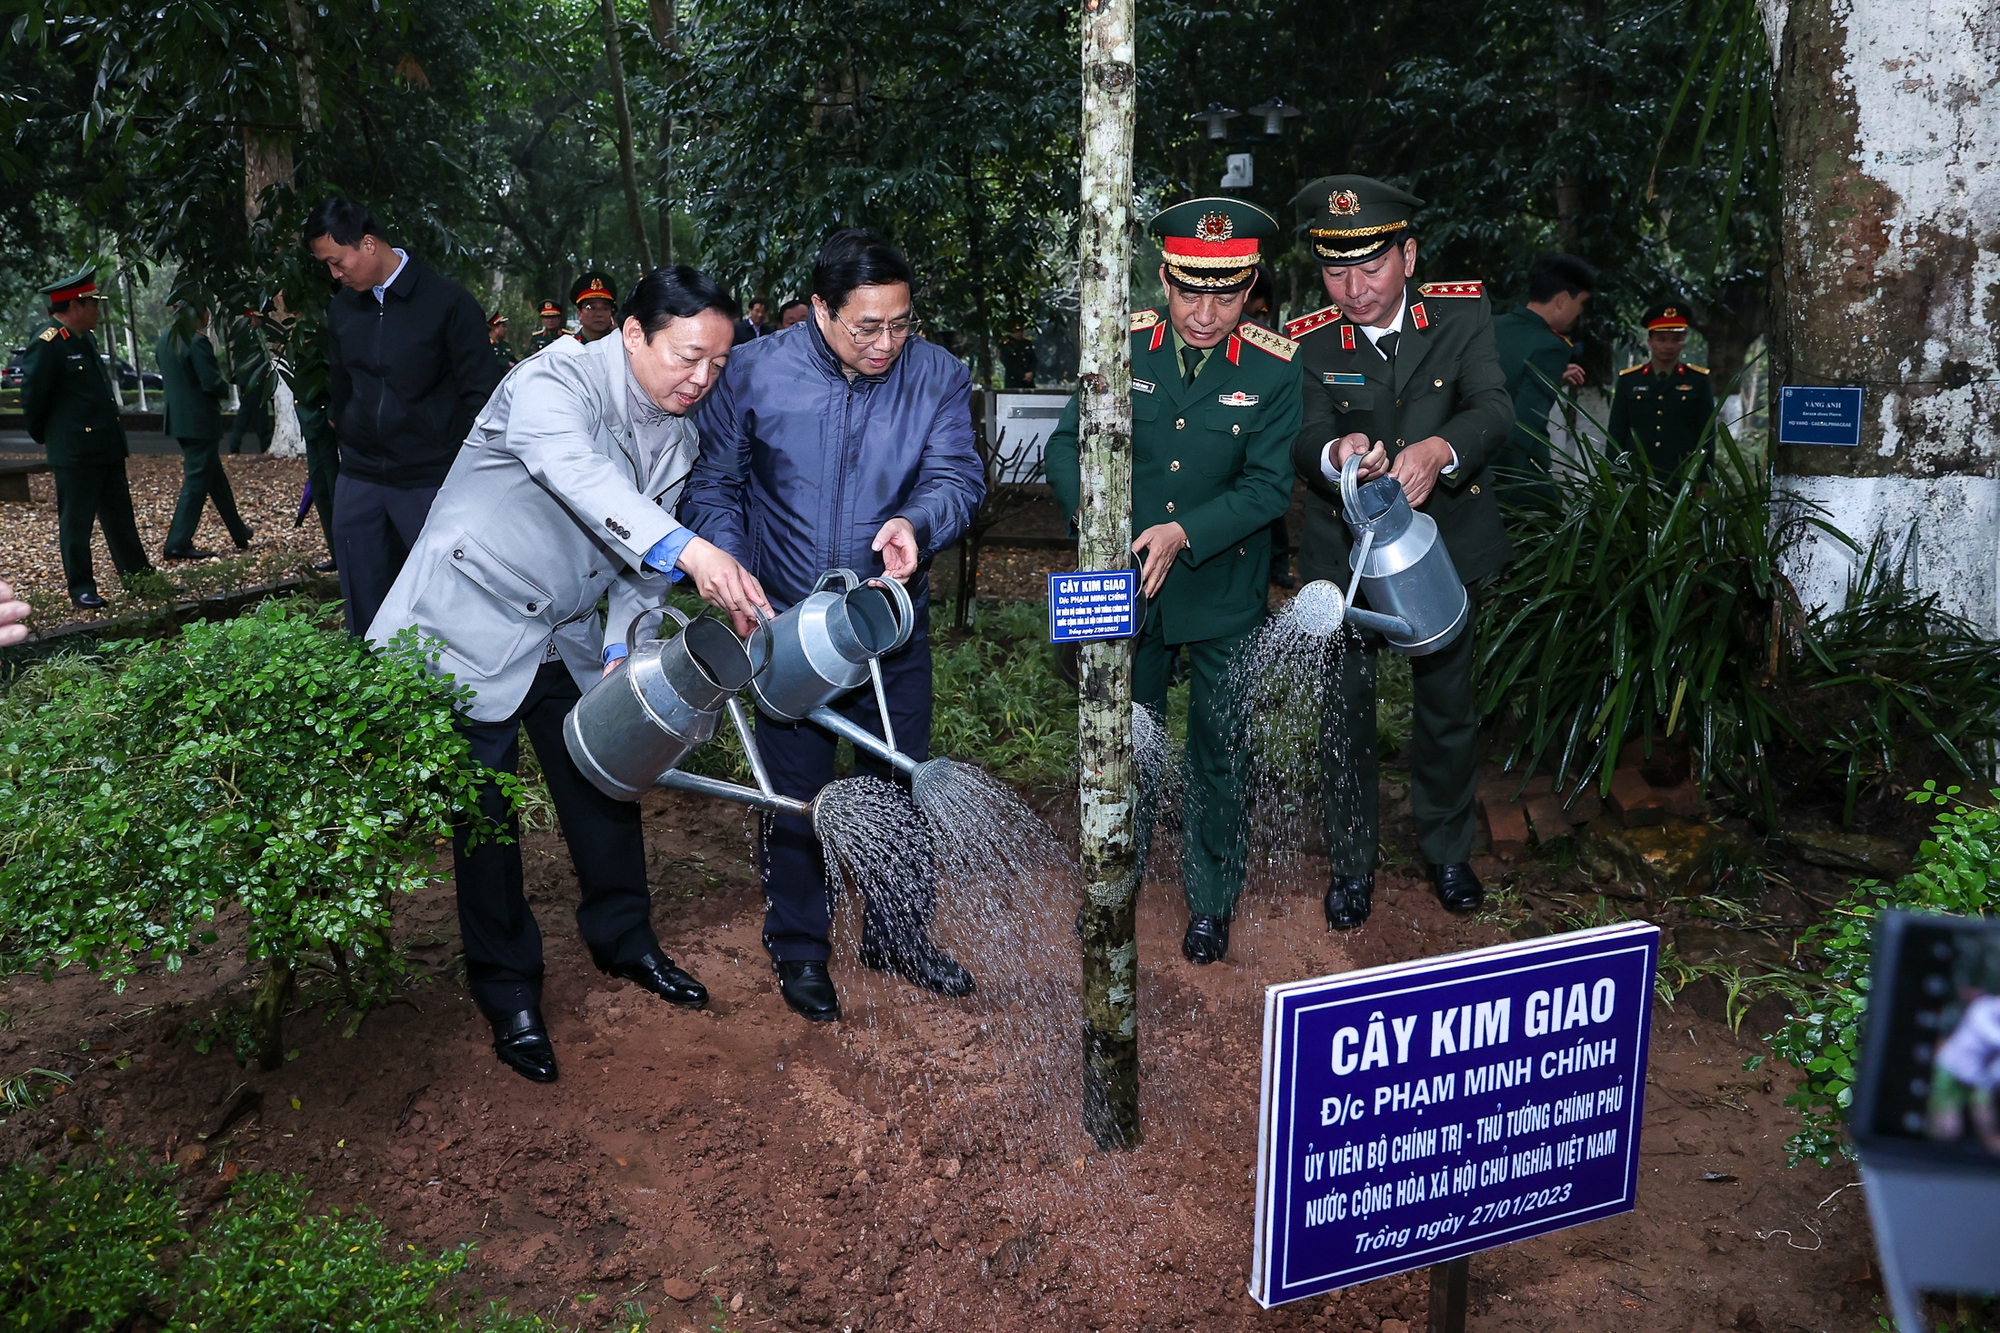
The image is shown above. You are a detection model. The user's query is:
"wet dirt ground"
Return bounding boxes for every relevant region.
[0,781,1884,1332]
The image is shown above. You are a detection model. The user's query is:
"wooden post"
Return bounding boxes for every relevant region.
[1075,0,1139,1152]
[1426,1257,1469,1333]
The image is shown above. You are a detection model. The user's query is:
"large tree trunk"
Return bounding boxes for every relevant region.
[1764,0,2000,633]
[647,0,678,263]
[600,0,656,270]
[1076,0,1140,1152]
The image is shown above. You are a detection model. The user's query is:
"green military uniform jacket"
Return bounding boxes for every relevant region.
[525,328,566,354]
[490,339,518,371]
[1046,310,1302,645]
[21,320,127,466]
[154,326,228,440]
[1489,306,1573,489]
[1288,281,1516,585]
[1606,361,1714,475]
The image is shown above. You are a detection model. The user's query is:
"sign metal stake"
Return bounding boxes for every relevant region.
[1426,1256,1468,1333]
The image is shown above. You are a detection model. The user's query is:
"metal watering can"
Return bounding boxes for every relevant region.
[1287,454,1469,656]
[564,606,760,801]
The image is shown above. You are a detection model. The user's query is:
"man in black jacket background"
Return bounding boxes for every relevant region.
[305,196,502,632]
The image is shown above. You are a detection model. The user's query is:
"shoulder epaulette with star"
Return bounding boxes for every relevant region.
[1619,363,1646,376]
[1129,309,1161,332]
[37,325,65,342]
[1283,305,1341,339]
[1418,281,1483,299]
[1236,321,1297,362]
[1685,363,1710,374]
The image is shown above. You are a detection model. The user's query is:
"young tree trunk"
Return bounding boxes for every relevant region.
[1764,0,2000,633]
[251,955,295,1072]
[647,0,678,263]
[600,0,657,270]
[284,0,322,134]
[1076,0,1140,1152]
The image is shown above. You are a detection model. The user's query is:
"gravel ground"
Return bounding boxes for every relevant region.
[0,453,330,633]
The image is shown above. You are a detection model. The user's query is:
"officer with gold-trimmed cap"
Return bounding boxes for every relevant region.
[1283,174,1514,930]
[1606,301,1714,477]
[526,298,567,353]
[20,265,155,609]
[569,271,619,344]
[1045,197,1302,966]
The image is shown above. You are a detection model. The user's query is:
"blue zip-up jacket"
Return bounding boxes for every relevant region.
[681,317,985,611]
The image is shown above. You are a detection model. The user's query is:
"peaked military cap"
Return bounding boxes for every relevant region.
[1642,301,1691,332]
[571,271,617,306]
[1293,175,1424,266]
[538,298,562,317]
[1148,197,1279,292]
[487,310,508,327]
[39,265,101,303]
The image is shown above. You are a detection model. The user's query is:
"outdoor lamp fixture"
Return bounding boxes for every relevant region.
[1246,98,1302,138]
[1190,103,1239,142]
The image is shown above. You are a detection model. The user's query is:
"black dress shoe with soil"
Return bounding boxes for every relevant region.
[1429,862,1486,914]
[163,546,220,561]
[1325,874,1375,930]
[232,527,255,551]
[859,938,976,998]
[71,591,107,611]
[1182,913,1231,965]
[776,960,841,1022]
[312,557,339,574]
[490,1008,558,1083]
[608,952,708,1008]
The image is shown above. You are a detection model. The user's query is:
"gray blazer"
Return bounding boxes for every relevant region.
[368,334,698,722]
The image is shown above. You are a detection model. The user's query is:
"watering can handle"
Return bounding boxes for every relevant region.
[622,603,692,651]
[1339,451,1366,527]
[813,568,861,594]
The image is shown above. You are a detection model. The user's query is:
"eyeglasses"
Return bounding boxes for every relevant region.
[829,312,922,347]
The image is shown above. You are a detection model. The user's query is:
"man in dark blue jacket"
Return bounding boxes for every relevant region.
[682,230,985,1024]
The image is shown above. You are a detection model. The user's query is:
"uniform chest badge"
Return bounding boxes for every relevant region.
[1132,378,1155,394]
[1325,373,1367,385]
[1411,302,1430,331]
[1217,391,1259,406]
[1341,325,1356,351]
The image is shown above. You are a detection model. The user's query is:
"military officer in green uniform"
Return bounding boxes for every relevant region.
[487,311,518,370]
[569,272,619,344]
[156,305,254,560]
[526,299,567,353]
[1284,176,1514,929]
[1606,302,1714,476]
[1489,254,1596,502]
[1047,198,1301,965]
[20,267,154,610]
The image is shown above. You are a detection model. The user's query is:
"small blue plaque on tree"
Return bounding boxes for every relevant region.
[1047,570,1139,643]
[1778,385,1865,446]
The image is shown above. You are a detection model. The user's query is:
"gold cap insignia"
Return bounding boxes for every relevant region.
[1663,307,1678,319]
[1194,211,1234,243]
[1329,190,1361,216]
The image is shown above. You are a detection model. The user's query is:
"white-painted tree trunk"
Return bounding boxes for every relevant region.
[1766,0,2000,632]
[267,377,307,458]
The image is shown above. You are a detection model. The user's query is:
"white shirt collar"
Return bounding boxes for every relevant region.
[1357,293,1406,348]
[372,248,410,304]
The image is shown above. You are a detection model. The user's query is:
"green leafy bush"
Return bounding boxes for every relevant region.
[1770,784,2000,1167]
[0,600,499,1069]
[0,1150,553,1331]
[930,600,1079,787]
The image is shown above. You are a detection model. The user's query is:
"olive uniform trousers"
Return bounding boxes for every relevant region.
[53,464,150,599]
[165,437,251,554]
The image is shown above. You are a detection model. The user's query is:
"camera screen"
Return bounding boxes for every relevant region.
[1860,913,2000,1158]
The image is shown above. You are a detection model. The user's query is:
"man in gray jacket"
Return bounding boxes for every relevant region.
[370,266,768,1084]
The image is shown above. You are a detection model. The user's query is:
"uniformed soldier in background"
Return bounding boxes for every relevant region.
[1606,302,1714,477]
[1286,175,1514,929]
[1489,253,1596,502]
[1046,198,1301,966]
[570,272,619,344]
[20,267,155,610]
[487,311,517,370]
[155,304,254,560]
[526,299,567,353]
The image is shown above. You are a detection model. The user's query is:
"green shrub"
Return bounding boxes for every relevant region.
[1769,783,2000,1167]
[0,601,499,1069]
[0,1152,555,1331]
[930,600,1079,788]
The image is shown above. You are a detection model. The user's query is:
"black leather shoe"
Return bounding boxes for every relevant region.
[71,591,107,610]
[490,1009,558,1083]
[312,557,338,574]
[1325,874,1375,930]
[607,952,708,1008]
[859,938,976,998]
[1430,862,1486,914]
[163,546,219,561]
[1182,914,1231,965]
[776,960,841,1022]
[232,527,255,551]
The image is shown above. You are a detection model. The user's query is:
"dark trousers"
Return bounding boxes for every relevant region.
[304,430,338,553]
[51,463,150,598]
[453,663,661,1019]
[1134,618,1256,918]
[224,391,270,454]
[165,437,251,554]
[333,473,437,634]
[1267,513,1294,583]
[1323,586,1482,873]
[755,625,935,963]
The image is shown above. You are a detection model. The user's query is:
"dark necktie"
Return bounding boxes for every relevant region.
[1182,344,1203,386]
[1376,330,1400,369]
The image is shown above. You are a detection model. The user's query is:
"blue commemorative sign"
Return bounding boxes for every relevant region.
[1778,385,1865,446]
[1250,921,1659,1308]
[1047,569,1139,643]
